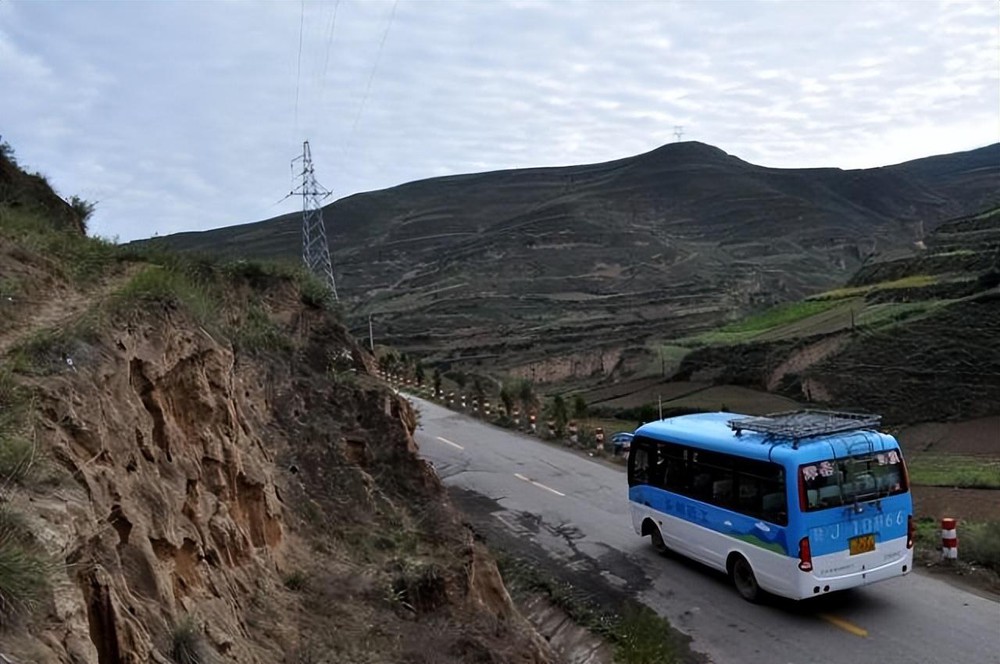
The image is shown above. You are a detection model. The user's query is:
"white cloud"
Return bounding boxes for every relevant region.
[0,0,996,242]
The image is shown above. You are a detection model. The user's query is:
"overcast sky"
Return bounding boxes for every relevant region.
[2,0,997,243]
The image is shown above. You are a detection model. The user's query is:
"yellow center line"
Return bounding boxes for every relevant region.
[435,436,464,450]
[819,613,869,638]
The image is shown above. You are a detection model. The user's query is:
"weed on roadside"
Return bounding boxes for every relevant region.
[495,551,682,663]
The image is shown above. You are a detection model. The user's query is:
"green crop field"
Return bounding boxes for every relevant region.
[907,455,1000,489]
[809,275,938,301]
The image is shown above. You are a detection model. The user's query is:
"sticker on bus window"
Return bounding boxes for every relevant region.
[876,453,887,465]
[818,461,835,477]
[887,451,899,464]
[802,465,818,481]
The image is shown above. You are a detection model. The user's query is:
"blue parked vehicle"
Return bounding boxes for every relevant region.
[611,432,634,456]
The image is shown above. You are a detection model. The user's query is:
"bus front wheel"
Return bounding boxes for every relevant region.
[729,555,761,603]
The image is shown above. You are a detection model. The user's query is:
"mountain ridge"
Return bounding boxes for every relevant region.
[143,141,1000,380]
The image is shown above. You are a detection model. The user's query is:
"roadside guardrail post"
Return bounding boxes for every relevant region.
[941,517,958,561]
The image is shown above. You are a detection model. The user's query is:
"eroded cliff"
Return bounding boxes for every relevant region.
[0,164,553,663]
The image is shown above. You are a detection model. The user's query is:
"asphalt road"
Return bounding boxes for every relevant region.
[408,396,1000,664]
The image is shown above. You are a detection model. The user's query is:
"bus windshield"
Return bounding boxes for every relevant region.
[800,449,908,511]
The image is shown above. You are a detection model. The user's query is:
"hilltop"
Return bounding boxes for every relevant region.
[143,141,1000,382]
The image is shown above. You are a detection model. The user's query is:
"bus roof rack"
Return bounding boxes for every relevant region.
[728,409,882,445]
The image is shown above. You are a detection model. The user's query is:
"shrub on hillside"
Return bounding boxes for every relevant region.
[0,506,48,626]
[171,616,214,664]
[66,195,96,229]
[113,266,217,326]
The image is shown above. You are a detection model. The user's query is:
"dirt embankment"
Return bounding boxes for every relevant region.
[0,245,553,661]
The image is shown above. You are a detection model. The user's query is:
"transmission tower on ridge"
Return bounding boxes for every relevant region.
[291,140,338,301]
[673,125,684,142]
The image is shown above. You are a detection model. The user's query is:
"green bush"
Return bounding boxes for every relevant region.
[67,195,96,232]
[298,272,333,310]
[958,522,1000,573]
[171,616,213,664]
[0,507,48,625]
[221,259,297,289]
[230,304,291,353]
[0,371,24,425]
[0,436,35,485]
[113,266,217,327]
[0,205,118,282]
[0,140,16,165]
[283,570,309,591]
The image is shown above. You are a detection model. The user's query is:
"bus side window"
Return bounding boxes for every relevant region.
[692,472,712,500]
[712,478,733,503]
[733,459,787,525]
[762,492,787,524]
[649,447,668,487]
[629,444,650,485]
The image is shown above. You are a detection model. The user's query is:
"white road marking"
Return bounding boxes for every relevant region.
[514,473,566,497]
[435,436,464,450]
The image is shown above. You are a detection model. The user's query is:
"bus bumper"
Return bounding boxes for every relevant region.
[798,549,913,598]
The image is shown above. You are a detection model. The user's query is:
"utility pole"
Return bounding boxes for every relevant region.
[673,125,684,142]
[368,313,374,351]
[291,141,338,301]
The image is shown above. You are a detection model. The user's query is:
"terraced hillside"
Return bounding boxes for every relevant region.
[145,141,1000,379]
[667,206,1000,425]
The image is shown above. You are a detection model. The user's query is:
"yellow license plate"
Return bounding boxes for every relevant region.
[849,534,875,555]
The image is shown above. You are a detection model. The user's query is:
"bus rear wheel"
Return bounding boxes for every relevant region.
[648,523,669,554]
[730,555,761,603]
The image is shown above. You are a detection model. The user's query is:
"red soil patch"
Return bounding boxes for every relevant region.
[911,485,1000,522]
[896,417,1000,457]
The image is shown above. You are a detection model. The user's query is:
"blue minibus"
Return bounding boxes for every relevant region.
[628,410,913,601]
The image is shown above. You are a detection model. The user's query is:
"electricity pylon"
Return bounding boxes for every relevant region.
[291,140,338,301]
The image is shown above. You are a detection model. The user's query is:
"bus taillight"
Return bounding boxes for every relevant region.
[906,515,914,549]
[798,536,813,572]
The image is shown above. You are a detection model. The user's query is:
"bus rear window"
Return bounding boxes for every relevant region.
[800,450,908,511]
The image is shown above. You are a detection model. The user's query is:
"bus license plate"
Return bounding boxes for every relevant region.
[849,534,875,555]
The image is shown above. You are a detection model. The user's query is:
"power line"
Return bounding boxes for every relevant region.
[321,0,341,87]
[293,0,305,138]
[350,0,398,135]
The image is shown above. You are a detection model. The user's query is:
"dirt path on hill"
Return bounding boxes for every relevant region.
[0,268,136,356]
[766,333,848,391]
